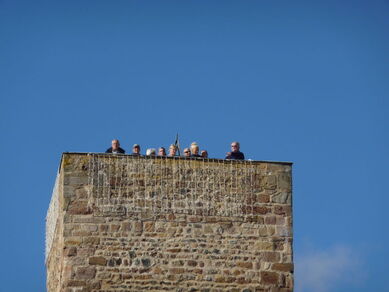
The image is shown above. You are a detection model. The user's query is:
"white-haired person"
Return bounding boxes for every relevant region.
[225,141,245,160]
[105,139,126,154]
[190,142,201,158]
[168,144,177,157]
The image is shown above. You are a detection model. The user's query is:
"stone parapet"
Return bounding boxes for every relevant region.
[46,153,293,292]
[46,171,60,261]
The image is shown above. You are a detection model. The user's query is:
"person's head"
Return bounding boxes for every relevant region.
[132,144,140,154]
[201,150,208,158]
[158,147,166,156]
[146,148,156,156]
[231,141,240,153]
[168,144,177,156]
[190,142,199,155]
[183,148,191,157]
[111,139,120,151]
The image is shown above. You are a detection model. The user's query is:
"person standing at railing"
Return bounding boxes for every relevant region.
[132,144,141,156]
[105,139,126,154]
[168,144,177,157]
[225,141,245,160]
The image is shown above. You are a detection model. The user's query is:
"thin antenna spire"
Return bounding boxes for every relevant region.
[174,133,181,156]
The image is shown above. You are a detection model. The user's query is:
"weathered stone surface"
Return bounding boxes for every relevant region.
[276,226,291,237]
[46,153,293,292]
[272,192,291,204]
[67,200,92,215]
[272,263,294,272]
[259,194,270,203]
[89,256,107,266]
[64,246,77,257]
[236,262,253,269]
[260,271,279,285]
[75,266,96,280]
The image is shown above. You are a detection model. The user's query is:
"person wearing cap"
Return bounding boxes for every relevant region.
[190,142,201,158]
[146,148,156,156]
[225,141,245,160]
[105,139,126,154]
[132,144,141,155]
[168,144,177,157]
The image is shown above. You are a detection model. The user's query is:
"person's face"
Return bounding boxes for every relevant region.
[133,146,140,154]
[191,146,199,155]
[184,149,191,157]
[231,143,239,152]
[201,151,208,158]
[159,148,166,156]
[169,147,176,156]
[112,140,119,150]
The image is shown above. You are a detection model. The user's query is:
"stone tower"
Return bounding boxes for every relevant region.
[46,153,293,291]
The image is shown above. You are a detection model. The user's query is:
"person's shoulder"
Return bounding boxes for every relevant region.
[118,147,126,154]
[105,147,112,153]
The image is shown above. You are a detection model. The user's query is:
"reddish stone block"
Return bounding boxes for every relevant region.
[253,206,270,215]
[167,213,176,220]
[169,268,185,274]
[167,248,181,253]
[274,206,291,215]
[259,194,270,203]
[144,222,155,232]
[67,201,92,215]
[89,256,107,266]
[215,276,226,283]
[260,271,279,285]
[99,225,108,232]
[265,216,277,225]
[272,263,294,272]
[110,224,120,232]
[188,216,202,223]
[237,262,253,269]
[187,260,198,267]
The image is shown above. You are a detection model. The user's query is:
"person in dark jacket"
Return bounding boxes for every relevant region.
[201,150,208,158]
[225,141,244,160]
[190,142,201,157]
[183,148,191,157]
[106,139,125,154]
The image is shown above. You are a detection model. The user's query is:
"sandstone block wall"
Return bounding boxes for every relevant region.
[46,153,293,292]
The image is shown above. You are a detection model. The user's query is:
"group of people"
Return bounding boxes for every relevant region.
[105,139,245,160]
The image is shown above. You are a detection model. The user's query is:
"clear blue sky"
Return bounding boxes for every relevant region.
[1,1,388,291]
